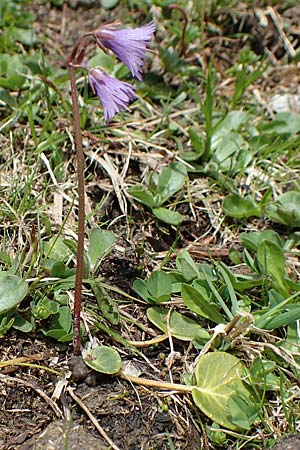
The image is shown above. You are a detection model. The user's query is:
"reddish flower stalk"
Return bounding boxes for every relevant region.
[68,22,155,355]
[68,37,89,355]
[168,4,188,57]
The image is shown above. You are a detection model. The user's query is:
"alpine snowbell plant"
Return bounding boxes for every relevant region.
[68,21,156,354]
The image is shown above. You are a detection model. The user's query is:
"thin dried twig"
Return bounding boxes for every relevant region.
[267,7,296,58]
[68,387,120,450]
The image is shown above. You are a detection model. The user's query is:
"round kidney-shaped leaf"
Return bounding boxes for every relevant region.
[84,346,121,374]
[0,273,28,313]
[192,352,258,430]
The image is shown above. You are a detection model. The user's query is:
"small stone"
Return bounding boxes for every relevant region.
[272,434,300,450]
[17,420,106,450]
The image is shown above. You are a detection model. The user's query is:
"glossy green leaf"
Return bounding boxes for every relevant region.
[84,346,121,374]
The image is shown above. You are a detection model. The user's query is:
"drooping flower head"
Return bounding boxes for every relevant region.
[94,21,156,81]
[88,68,136,123]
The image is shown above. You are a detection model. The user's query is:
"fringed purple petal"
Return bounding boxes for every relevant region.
[95,22,156,80]
[88,68,136,123]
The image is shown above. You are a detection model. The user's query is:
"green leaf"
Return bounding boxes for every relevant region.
[42,306,73,342]
[152,207,184,225]
[0,316,15,337]
[212,111,249,142]
[92,282,119,325]
[266,191,300,227]
[0,273,28,313]
[223,194,261,219]
[84,346,121,374]
[255,304,300,330]
[87,228,117,271]
[257,240,287,292]
[128,186,157,208]
[147,271,172,303]
[176,250,199,282]
[31,297,59,320]
[181,284,224,323]
[43,237,72,261]
[212,132,247,172]
[133,278,153,303]
[101,0,120,9]
[155,163,187,203]
[259,113,300,135]
[12,315,33,333]
[147,306,210,341]
[228,395,259,430]
[240,230,283,252]
[192,352,258,430]
[188,127,205,157]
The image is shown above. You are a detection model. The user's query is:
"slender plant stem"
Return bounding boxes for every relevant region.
[68,63,85,355]
[168,4,188,56]
[120,372,193,393]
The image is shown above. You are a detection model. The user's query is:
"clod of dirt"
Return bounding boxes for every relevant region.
[16,420,106,450]
[272,434,300,450]
[68,355,91,382]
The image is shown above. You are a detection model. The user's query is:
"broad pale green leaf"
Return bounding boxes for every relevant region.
[266,191,300,227]
[223,194,261,219]
[212,111,249,143]
[147,306,210,341]
[181,284,224,323]
[84,346,121,374]
[259,113,300,135]
[0,273,28,313]
[147,271,172,303]
[192,352,258,430]
[88,228,117,271]
[153,207,184,225]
